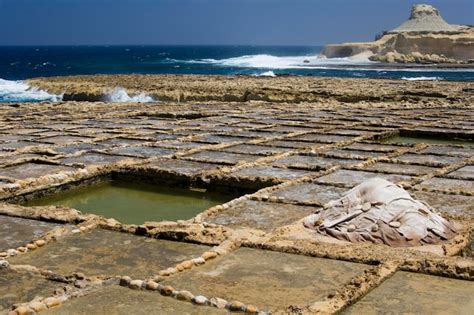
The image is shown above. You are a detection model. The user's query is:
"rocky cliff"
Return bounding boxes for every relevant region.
[322,4,474,64]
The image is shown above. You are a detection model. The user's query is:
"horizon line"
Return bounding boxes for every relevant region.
[0,44,326,47]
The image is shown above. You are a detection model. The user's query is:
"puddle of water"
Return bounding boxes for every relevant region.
[382,135,474,146]
[25,180,236,224]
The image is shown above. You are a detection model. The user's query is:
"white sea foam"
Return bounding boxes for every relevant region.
[169,54,473,73]
[185,54,373,69]
[105,87,154,103]
[401,76,443,81]
[0,78,62,102]
[255,71,276,77]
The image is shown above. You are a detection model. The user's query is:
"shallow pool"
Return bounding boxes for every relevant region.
[25,180,236,224]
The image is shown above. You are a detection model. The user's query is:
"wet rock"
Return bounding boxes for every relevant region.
[129,279,143,290]
[210,297,228,309]
[193,295,208,305]
[176,290,194,302]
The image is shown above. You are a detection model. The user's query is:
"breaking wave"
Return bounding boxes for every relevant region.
[401,76,443,81]
[177,54,373,69]
[255,70,276,77]
[105,87,154,103]
[0,78,62,103]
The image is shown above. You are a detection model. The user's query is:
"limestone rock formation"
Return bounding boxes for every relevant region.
[303,178,457,247]
[391,4,461,33]
[322,4,474,64]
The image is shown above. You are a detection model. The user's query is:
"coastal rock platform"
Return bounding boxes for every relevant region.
[1,75,473,314]
[28,74,474,104]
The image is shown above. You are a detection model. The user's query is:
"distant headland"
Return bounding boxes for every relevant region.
[322,4,474,64]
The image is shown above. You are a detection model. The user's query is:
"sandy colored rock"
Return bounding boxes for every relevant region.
[245,304,259,314]
[145,280,159,291]
[176,290,194,302]
[193,295,208,305]
[13,307,30,315]
[201,251,218,260]
[43,297,62,308]
[210,297,228,309]
[322,4,474,63]
[129,280,143,290]
[28,302,47,312]
[160,285,174,296]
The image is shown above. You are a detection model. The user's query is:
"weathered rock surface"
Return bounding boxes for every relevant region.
[322,4,474,64]
[27,74,474,105]
[303,178,457,247]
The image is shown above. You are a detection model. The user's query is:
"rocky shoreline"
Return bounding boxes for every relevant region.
[28,74,474,104]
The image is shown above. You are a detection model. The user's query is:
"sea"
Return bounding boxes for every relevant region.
[0,45,473,102]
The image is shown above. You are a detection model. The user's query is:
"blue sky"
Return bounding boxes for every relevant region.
[0,0,472,45]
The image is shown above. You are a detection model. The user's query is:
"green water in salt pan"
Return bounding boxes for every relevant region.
[383,135,474,146]
[25,180,236,224]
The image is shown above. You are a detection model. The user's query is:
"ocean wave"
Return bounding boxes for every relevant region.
[401,76,443,81]
[105,87,154,103]
[169,54,373,69]
[0,78,62,103]
[255,71,276,77]
[160,54,474,74]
